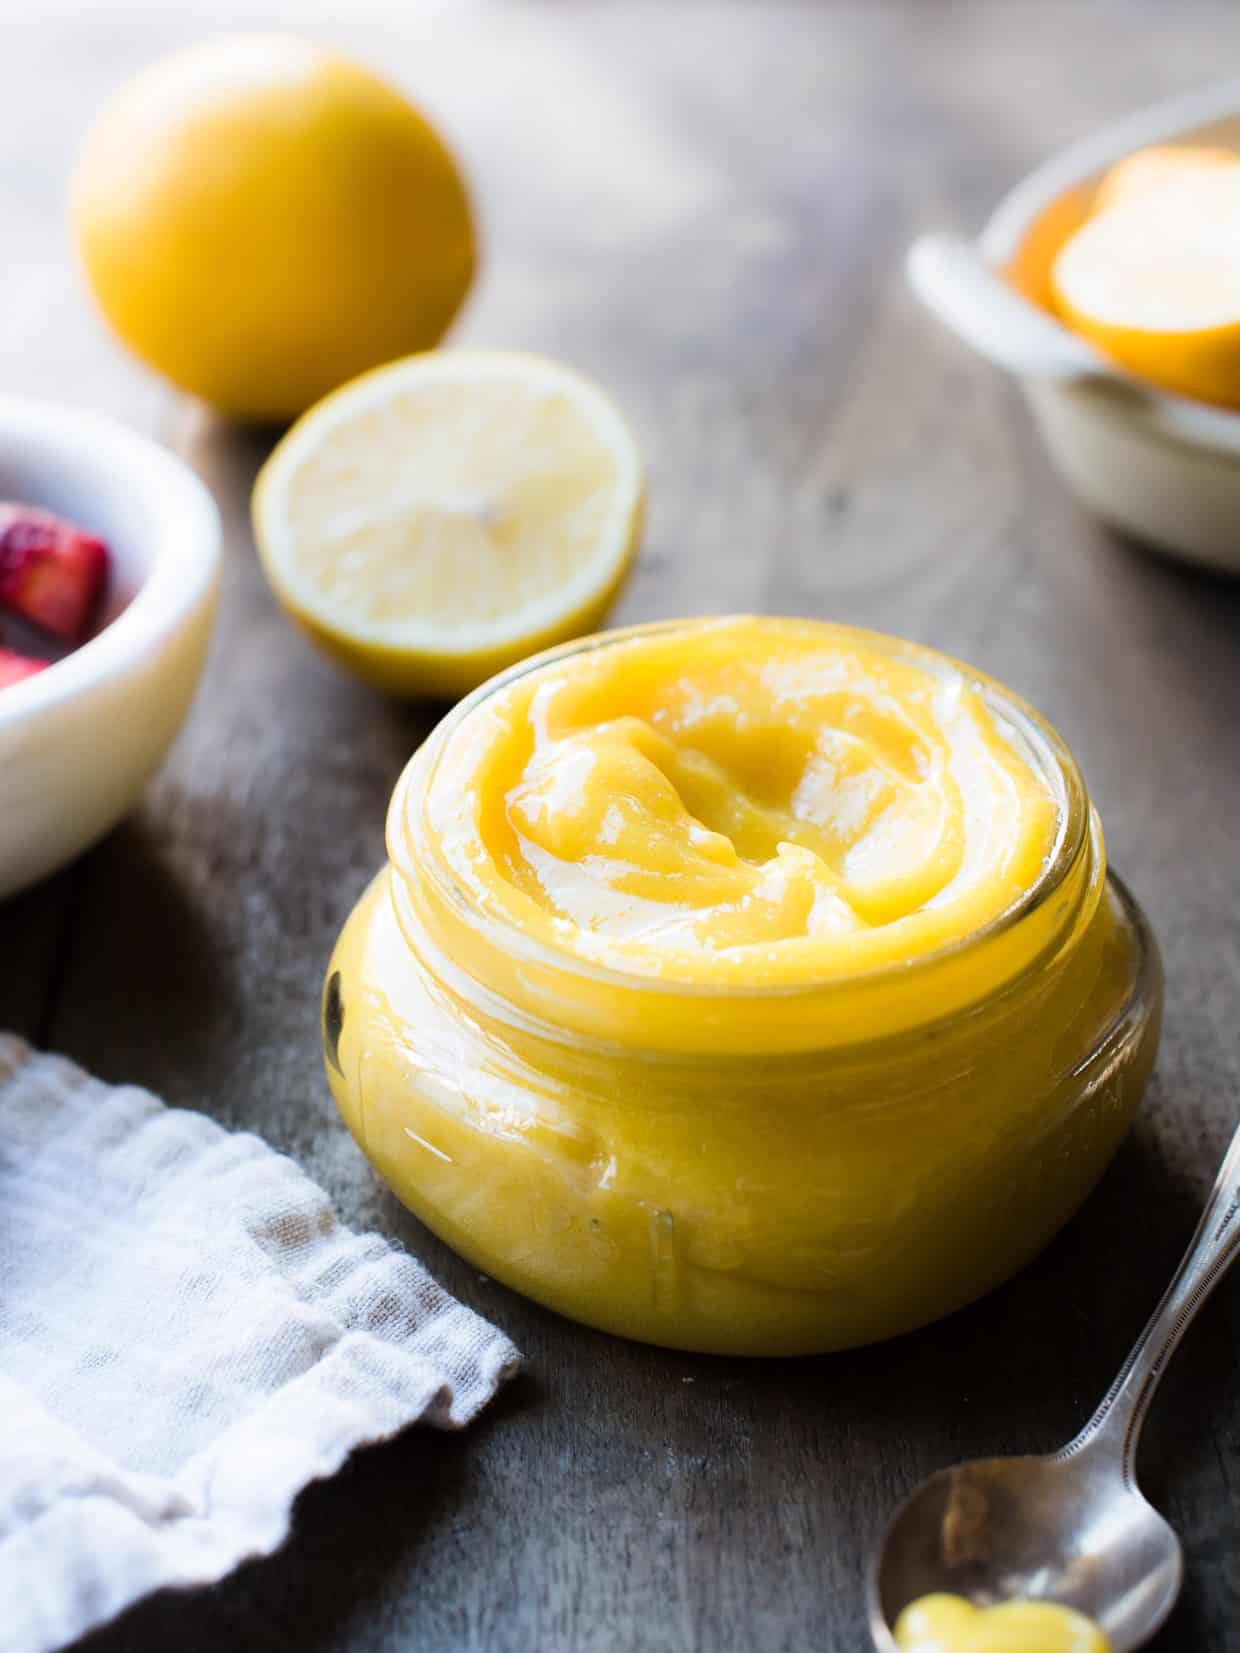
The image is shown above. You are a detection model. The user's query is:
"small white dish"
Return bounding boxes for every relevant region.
[909,76,1240,575]
[0,399,219,899]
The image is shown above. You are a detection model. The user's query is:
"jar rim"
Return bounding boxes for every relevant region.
[391,616,1091,1008]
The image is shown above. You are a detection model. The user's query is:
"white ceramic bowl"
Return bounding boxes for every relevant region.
[909,77,1240,575]
[0,399,219,899]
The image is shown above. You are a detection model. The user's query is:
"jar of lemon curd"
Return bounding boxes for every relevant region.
[324,618,1161,1356]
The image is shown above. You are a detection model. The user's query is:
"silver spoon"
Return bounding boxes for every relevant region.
[869,1120,1240,1651]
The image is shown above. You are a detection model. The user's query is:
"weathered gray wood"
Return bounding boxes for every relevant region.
[2,4,1239,1650]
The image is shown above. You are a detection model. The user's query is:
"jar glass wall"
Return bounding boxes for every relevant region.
[324,622,1162,1356]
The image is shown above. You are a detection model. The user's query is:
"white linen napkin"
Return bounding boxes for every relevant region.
[0,1035,520,1653]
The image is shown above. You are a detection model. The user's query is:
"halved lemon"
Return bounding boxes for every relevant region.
[253,350,645,698]
[1052,166,1240,405]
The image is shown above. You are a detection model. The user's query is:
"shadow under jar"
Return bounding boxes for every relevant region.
[324,619,1161,1356]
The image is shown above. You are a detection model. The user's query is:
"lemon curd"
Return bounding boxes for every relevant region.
[325,618,1161,1354]
[894,1593,1109,1652]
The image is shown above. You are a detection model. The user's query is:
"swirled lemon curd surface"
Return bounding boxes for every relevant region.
[421,618,1060,987]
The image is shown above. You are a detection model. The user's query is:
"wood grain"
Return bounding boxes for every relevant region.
[3,5,1240,1650]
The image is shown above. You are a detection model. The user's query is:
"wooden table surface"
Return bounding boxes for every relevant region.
[5,3,1240,1649]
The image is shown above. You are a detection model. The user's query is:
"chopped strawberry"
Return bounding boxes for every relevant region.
[0,504,110,644]
[0,645,49,689]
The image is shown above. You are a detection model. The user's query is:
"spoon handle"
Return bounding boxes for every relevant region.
[1065,1121,1240,1478]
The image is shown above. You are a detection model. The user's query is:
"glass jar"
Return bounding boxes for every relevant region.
[324,624,1162,1356]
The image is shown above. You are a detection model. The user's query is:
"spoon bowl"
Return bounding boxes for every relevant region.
[869,1448,1181,1651]
[868,1117,1240,1649]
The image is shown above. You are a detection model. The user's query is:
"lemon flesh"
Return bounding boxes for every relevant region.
[1091,144,1238,214]
[1053,166,1240,405]
[252,350,645,699]
[73,36,474,422]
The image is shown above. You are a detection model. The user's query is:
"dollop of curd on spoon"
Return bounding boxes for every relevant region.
[894,1593,1110,1653]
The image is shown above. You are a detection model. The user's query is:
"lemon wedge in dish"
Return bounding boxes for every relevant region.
[1052,164,1240,405]
[1091,143,1238,213]
[253,350,645,698]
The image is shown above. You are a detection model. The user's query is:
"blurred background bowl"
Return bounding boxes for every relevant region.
[0,399,219,899]
[910,76,1240,575]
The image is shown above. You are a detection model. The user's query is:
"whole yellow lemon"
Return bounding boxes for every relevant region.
[71,36,475,422]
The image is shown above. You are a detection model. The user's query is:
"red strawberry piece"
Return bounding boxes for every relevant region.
[0,504,110,644]
[0,645,49,689]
